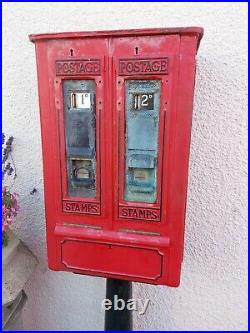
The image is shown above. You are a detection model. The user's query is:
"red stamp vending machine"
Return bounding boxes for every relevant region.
[29,27,203,286]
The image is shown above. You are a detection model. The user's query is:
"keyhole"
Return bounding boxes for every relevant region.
[135,47,139,55]
[70,49,74,56]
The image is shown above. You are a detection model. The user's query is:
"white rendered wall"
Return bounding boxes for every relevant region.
[2,2,247,331]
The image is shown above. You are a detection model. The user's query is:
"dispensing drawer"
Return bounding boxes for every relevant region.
[61,240,163,280]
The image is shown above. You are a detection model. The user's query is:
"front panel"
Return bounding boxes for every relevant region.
[49,41,110,222]
[112,35,180,233]
[36,38,113,250]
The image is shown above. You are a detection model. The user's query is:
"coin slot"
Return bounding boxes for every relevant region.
[71,159,94,187]
[74,167,90,180]
[134,169,147,181]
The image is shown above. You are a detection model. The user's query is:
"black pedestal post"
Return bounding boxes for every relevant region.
[104,278,133,331]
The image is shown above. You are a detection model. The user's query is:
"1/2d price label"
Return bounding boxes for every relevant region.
[132,93,154,110]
